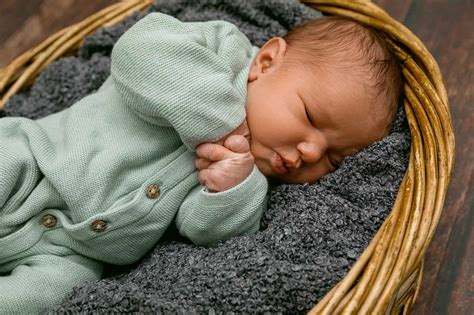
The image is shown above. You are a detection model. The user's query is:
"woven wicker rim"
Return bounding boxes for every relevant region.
[0,0,455,314]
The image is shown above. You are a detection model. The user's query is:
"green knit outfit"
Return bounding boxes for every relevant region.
[0,13,268,313]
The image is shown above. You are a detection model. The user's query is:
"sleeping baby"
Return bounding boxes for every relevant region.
[0,12,402,313]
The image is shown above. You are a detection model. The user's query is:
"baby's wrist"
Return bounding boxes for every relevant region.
[205,165,253,193]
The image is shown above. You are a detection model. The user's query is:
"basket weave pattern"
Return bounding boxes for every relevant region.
[0,0,455,314]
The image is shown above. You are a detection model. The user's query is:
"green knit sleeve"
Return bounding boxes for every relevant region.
[175,166,269,247]
[110,12,258,152]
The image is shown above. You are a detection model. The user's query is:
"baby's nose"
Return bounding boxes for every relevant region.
[297,141,326,164]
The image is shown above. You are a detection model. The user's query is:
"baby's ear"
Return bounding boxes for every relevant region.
[248,37,287,81]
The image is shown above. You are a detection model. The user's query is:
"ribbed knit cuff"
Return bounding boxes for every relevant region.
[200,165,267,203]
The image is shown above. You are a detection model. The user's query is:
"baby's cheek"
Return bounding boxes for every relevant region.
[253,158,273,177]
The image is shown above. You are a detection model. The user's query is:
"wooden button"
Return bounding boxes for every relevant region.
[91,220,107,232]
[42,214,57,228]
[145,184,160,199]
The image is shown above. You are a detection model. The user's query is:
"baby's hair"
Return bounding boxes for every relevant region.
[282,16,404,134]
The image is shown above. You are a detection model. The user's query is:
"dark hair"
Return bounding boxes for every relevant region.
[283,16,404,134]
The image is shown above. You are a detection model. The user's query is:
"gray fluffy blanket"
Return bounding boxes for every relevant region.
[2,0,411,313]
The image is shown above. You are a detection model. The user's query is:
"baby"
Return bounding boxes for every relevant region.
[197,16,403,190]
[0,13,402,313]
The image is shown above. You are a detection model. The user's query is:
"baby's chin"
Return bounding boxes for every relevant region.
[252,159,270,176]
[272,170,322,185]
[253,160,301,185]
[266,174,312,186]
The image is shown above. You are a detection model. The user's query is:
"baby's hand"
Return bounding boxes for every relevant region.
[194,135,254,192]
[213,119,250,146]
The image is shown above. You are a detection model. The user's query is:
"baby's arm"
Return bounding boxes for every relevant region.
[110,12,257,152]
[176,165,268,247]
[176,131,268,246]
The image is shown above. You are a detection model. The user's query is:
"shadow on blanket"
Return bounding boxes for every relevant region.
[3,0,411,313]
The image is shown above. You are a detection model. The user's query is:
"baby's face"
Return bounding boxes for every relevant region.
[245,38,388,184]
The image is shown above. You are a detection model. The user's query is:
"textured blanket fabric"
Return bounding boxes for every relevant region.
[2,0,411,313]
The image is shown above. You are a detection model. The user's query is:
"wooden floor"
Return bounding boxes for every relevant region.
[0,1,472,314]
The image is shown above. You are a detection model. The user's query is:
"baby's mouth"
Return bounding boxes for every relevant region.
[274,153,289,175]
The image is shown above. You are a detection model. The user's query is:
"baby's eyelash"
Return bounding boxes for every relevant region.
[304,107,314,125]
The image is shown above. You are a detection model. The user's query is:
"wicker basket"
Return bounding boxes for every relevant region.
[0,0,455,314]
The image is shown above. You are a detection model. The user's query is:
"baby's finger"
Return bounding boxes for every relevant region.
[197,169,220,192]
[194,157,212,170]
[195,142,233,162]
[223,135,250,153]
[197,169,211,187]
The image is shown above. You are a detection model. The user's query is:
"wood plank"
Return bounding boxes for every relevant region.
[0,0,116,68]
[372,0,474,314]
[0,0,43,44]
[0,0,472,314]
[371,0,413,22]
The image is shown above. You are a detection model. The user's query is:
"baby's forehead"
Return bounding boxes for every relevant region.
[299,66,368,106]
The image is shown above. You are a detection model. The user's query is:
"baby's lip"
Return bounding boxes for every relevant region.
[273,153,289,175]
[281,156,299,169]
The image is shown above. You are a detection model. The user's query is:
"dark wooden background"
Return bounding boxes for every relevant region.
[0,0,472,314]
